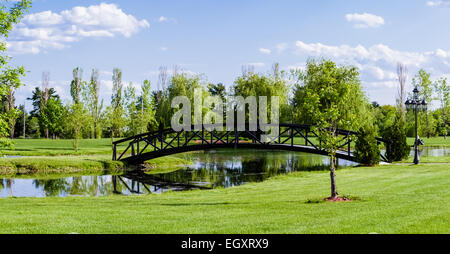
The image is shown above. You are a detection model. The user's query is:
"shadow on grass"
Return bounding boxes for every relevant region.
[158,202,249,207]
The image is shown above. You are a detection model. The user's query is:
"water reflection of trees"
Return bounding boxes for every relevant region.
[32,176,115,197]
[150,149,329,188]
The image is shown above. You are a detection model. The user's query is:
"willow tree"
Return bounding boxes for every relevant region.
[294,59,372,199]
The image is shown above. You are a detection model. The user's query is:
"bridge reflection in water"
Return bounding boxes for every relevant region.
[112,170,212,195]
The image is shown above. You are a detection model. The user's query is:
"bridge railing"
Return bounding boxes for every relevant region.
[112,124,391,163]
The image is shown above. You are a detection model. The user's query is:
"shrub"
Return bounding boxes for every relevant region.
[355,125,381,166]
[382,112,410,162]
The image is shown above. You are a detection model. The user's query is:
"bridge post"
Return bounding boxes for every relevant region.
[278,125,281,144]
[291,127,294,146]
[305,128,308,146]
[131,143,135,156]
[235,129,238,148]
[137,139,140,155]
[113,144,117,161]
[348,135,351,156]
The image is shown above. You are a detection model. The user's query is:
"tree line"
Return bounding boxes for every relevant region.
[1,62,448,147]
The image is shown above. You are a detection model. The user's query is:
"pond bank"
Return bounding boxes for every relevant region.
[0,155,193,176]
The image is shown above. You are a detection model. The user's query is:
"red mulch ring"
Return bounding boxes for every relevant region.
[324,197,352,202]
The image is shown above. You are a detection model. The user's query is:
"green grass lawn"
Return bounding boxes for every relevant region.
[0,138,123,156]
[0,139,193,175]
[0,164,448,234]
[408,136,450,147]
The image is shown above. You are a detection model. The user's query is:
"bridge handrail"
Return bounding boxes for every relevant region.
[113,123,390,145]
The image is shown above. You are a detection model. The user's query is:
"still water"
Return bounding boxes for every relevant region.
[1,147,447,198]
[0,149,355,198]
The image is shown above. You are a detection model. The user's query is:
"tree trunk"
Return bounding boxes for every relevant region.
[94,122,97,139]
[111,129,114,151]
[330,154,338,198]
[9,124,15,139]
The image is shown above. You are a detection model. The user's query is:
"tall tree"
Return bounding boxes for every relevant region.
[83,69,103,139]
[124,82,139,136]
[0,0,32,149]
[40,72,51,138]
[138,80,157,133]
[68,67,86,151]
[294,59,372,199]
[1,77,19,138]
[397,63,407,116]
[110,68,125,142]
[434,77,449,139]
[27,86,59,137]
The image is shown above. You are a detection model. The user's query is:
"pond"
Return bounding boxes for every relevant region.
[1,147,448,198]
[0,149,356,198]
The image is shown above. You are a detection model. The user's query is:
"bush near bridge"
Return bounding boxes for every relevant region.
[355,125,381,166]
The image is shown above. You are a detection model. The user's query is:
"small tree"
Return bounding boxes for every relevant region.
[68,67,87,151]
[297,59,371,199]
[355,125,381,166]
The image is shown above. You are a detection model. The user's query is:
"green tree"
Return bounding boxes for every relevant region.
[110,68,125,142]
[233,65,290,123]
[124,82,139,136]
[68,67,87,151]
[434,77,449,139]
[354,125,381,166]
[0,0,32,150]
[139,80,157,133]
[382,111,410,161]
[83,69,103,139]
[40,97,65,139]
[1,77,20,138]
[294,59,372,198]
[27,86,59,138]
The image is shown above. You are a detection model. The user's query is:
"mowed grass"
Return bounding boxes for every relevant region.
[0,164,448,234]
[408,136,450,147]
[1,138,122,156]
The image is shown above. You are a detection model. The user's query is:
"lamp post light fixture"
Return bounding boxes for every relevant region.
[405,87,428,165]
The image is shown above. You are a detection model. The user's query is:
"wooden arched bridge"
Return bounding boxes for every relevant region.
[113,124,391,165]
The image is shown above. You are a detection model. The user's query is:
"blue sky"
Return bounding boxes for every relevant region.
[7,0,450,110]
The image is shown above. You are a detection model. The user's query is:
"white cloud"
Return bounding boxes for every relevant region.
[259,48,271,55]
[345,13,385,28]
[293,40,450,93]
[426,0,450,6]
[160,46,168,51]
[157,16,177,23]
[7,3,150,54]
[158,16,168,22]
[276,43,288,53]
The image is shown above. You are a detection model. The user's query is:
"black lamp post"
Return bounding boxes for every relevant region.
[405,87,427,164]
